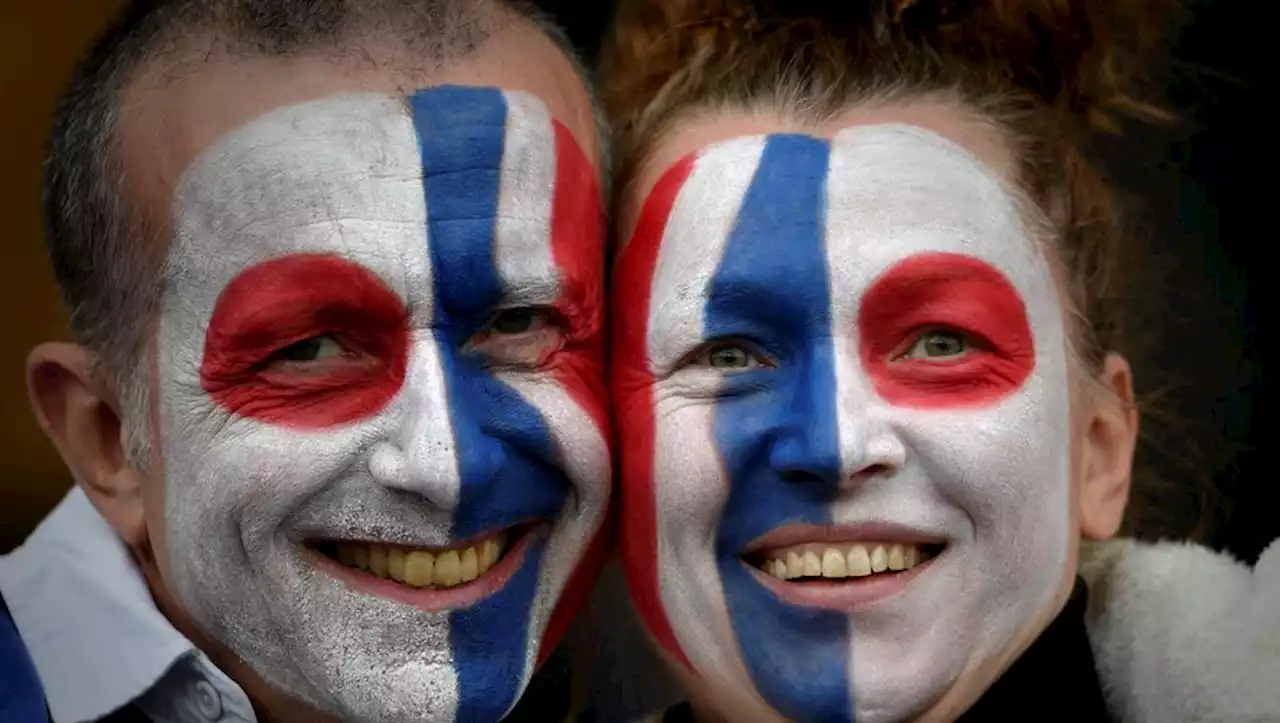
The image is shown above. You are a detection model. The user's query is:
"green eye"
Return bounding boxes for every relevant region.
[696,342,764,371]
[709,346,750,368]
[275,335,345,362]
[905,330,970,359]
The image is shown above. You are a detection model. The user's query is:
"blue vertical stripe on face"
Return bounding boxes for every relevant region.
[707,134,853,722]
[410,86,567,723]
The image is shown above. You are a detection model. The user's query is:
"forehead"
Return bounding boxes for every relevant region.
[166,87,593,314]
[620,102,1015,244]
[628,125,1058,356]
[120,21,598,233]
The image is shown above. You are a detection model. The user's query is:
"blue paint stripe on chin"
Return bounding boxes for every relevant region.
[410,86,565,722]
[708,134,853,722]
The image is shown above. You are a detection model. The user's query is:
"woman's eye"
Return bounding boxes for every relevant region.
[903,329,970,360]
[695,343,765,371]
[273,335,346,363]
[487,307,550,335]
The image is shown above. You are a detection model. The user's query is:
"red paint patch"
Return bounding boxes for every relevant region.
[610,154,697,671]
[858,252,1035,408]
[200,253,409,427]
[545,120,609,436]
[538,121,612,662]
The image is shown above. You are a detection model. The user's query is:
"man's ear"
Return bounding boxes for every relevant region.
[1078,353,1140,540]
[27,343,148,546]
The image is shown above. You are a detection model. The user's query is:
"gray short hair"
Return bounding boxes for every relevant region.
[43,0,599,465]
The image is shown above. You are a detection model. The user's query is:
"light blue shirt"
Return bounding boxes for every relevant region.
[0,489,257,723]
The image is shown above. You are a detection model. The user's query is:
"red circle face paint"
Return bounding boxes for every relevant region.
[857,252,1036,409]
[199,253,410,428]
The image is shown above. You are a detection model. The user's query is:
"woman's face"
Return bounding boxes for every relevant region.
[611,107,1118,722]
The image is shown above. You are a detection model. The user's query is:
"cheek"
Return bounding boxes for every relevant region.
[904,379,1075,548]
[650,400,729,533]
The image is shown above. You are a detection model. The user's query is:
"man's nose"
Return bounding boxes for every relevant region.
[368,340,502,511]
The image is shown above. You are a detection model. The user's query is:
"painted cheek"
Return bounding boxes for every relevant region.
[610,154,698,669]
[199,253,409,427]
[546,120,608,434]
[537,121,611,664]
[858,252,1035,408]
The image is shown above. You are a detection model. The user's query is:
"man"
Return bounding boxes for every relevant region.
[0,1,611,721]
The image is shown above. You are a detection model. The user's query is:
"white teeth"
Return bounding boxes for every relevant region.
[331,535,507,589]
[847,545,872,577]
[435,550,461,587]
[905,545,919,568]
[404,551,434,587]
[759,542,937,581]
[369,547,389,579]
[786,551,804,580]
[388,549,406,582]
[802,551,822,577]
[888,544,906,571]
[821,549,847,578]
[870,545,889,573]
[459,547,479,583]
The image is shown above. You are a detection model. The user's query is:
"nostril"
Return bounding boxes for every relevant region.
[845,463,894,488]
[779,468,831,486]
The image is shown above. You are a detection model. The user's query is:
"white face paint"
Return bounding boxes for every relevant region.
[157,89,609,722]
[614,125,1073,722]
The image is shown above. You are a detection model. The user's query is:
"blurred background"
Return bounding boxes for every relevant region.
[0,0,1273,561]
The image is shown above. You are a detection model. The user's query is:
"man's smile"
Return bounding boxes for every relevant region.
[304,522,545,612]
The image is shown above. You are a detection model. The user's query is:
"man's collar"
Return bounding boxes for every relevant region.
[0,488,200,723]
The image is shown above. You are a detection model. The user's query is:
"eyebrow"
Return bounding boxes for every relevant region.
[496,277,561,307]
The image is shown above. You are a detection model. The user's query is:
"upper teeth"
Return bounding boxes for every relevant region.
[759,543,933,580]
[335,537,505,589]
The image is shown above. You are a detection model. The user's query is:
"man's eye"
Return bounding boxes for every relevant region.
[488,307,549,335]
[469,307,562,368]
[902,329,971,360]
[272,335,346,363]
[693,342,766,371]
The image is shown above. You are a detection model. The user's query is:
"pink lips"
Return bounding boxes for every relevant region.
[744,522,947,611]
[305,527,536,613]
[743,522,948,554]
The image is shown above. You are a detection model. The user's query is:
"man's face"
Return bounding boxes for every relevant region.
[612,122,1075,722]
[131,37,608,722]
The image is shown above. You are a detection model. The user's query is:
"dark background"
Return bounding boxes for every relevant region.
[0,0,1273,563]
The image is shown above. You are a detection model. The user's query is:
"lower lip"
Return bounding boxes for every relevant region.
[304,527,540,613]
[748,553,939,611]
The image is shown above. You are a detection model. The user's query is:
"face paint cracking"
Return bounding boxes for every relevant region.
[159,87,608,723]
[613,124,1073,723]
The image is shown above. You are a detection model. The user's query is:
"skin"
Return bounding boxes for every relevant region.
[27,12,600,723]
[616,102,1138,723]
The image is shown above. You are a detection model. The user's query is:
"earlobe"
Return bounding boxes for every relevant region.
[27,343,148,546]
[1079,353,1140,540]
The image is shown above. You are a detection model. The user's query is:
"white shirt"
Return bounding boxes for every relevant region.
[0,488,257,723]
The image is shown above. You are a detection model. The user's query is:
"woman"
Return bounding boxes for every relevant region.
[601,1,1280,721]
